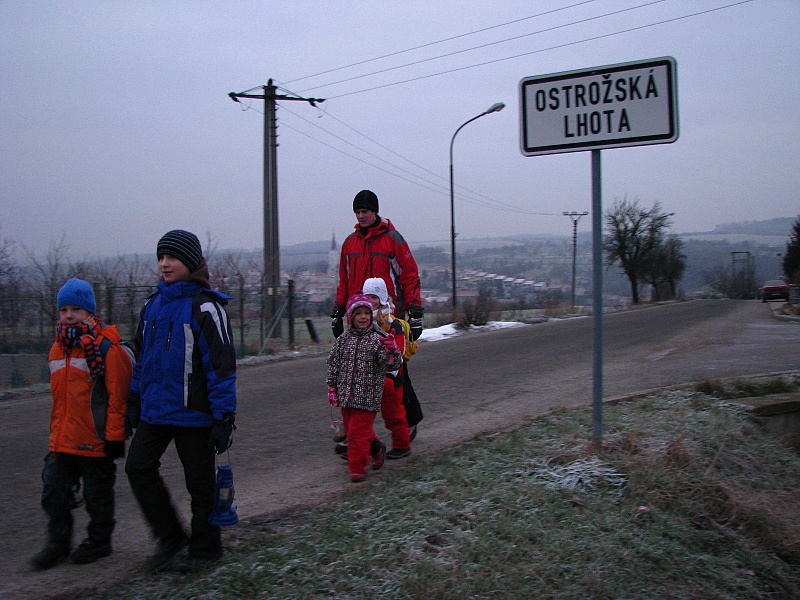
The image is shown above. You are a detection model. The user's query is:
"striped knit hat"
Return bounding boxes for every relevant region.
[157,230,203,272]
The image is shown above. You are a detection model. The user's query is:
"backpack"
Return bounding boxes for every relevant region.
[394,317,418,361]
[91,335,136,440]
[99,337,136,367]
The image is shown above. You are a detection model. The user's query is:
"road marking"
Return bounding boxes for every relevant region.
[646,348,675,361]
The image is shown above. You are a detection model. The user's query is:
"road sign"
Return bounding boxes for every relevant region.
[520,57,678,157]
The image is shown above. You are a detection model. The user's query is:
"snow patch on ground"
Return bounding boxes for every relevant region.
[419,321,527,342]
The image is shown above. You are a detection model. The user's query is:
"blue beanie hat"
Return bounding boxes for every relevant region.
[57,278,96,314]
[157,229,203,272]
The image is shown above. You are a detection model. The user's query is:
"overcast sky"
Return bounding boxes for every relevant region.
[2,0,799,260]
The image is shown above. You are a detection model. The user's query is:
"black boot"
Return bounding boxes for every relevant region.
[31,543,70,570]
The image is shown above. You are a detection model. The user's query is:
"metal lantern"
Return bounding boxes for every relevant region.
[209,464,239,526]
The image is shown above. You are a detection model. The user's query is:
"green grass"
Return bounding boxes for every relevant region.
[88,374,800,600]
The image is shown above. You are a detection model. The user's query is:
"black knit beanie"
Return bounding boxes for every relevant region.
[353,189,379,213]
[157,229,203,272]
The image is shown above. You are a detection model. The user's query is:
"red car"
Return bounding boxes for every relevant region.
[761,279,790,302]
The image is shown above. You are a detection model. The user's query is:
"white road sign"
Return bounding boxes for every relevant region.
[520,57,678,157]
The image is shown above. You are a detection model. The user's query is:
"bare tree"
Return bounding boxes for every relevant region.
[0,230,22,346]
[120,254,158,339]
[641,234,686,301]
[0,230,14,282]
[23,236,71,341]
[215,251,249,355]
[603,198,673,304]
[247,254,266,348]
[94,255,127,323]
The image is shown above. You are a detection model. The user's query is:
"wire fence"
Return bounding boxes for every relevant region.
[0,279,337,389]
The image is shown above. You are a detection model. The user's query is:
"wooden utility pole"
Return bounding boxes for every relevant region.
[563,211,588,311]
[229,81,324,338]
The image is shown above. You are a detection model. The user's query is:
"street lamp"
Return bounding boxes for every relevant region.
[449,102,505,309]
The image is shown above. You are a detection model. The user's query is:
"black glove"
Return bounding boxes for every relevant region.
[125,392,141,437]
[331,305,345,338]
[209,413,236,455]
[104,441,125,460]
[407,305,424,341]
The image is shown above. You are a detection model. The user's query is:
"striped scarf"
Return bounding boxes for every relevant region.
[56,314,105,379]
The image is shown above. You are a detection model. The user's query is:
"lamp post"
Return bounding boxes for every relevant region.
[449,102,505,309]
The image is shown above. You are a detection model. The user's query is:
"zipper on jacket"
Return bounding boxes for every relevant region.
[166,322,174,349]
[349,337,361,402]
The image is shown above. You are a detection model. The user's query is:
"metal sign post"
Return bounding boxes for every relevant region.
[519,57,679,445]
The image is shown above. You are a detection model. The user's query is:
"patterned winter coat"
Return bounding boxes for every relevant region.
[326,326,402,412]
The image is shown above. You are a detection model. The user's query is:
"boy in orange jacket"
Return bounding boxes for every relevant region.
[31,278,133,570]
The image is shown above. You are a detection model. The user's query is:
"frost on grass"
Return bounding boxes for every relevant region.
[512,456,627,495]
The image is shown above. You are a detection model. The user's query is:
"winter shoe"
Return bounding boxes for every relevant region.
[371,440,386,471]
[350,472,366,483]
[69,482,83,509]
[143,532,188,573]
[173,556,221,573]
[70,538,112,564]
[334,442,348,459]
[31,543,70,570]
[386,448,411,460]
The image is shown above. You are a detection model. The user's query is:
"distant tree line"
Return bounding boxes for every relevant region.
[0,233,332,355]
[783,216,800,284]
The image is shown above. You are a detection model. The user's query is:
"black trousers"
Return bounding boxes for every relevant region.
[125,421,221,559]
[40,452,117,547]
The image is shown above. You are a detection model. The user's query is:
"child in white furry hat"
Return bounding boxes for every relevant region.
[362,277,413,459]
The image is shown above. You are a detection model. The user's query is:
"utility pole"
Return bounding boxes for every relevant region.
[731,251,752,298]
[563,211,588,311]
[229,80,324,339]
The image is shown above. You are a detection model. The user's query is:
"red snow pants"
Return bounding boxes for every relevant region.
[381,374,410,451]
[342,407,380,478]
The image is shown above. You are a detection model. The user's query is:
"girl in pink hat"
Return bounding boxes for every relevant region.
[326,293,402,482]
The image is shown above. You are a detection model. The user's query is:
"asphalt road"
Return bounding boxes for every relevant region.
[2,299,798,599]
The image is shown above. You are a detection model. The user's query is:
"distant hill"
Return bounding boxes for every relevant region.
[686,217,795,237]
[281,218,795,293]
[279,217,796,256]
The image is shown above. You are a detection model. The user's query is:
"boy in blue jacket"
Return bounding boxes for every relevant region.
[125,230,237,572]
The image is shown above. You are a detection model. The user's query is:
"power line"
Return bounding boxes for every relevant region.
[277,115,553,216]
[281,102,547,214]
[236,94,546,215]
[237,97,553,216]
[296,0,669,95]
[278,102,556,216]
[231,2,753,219]
[283,0,602,86]
[315,1,753,100]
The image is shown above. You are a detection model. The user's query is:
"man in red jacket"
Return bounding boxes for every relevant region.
[331,190,423,339]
